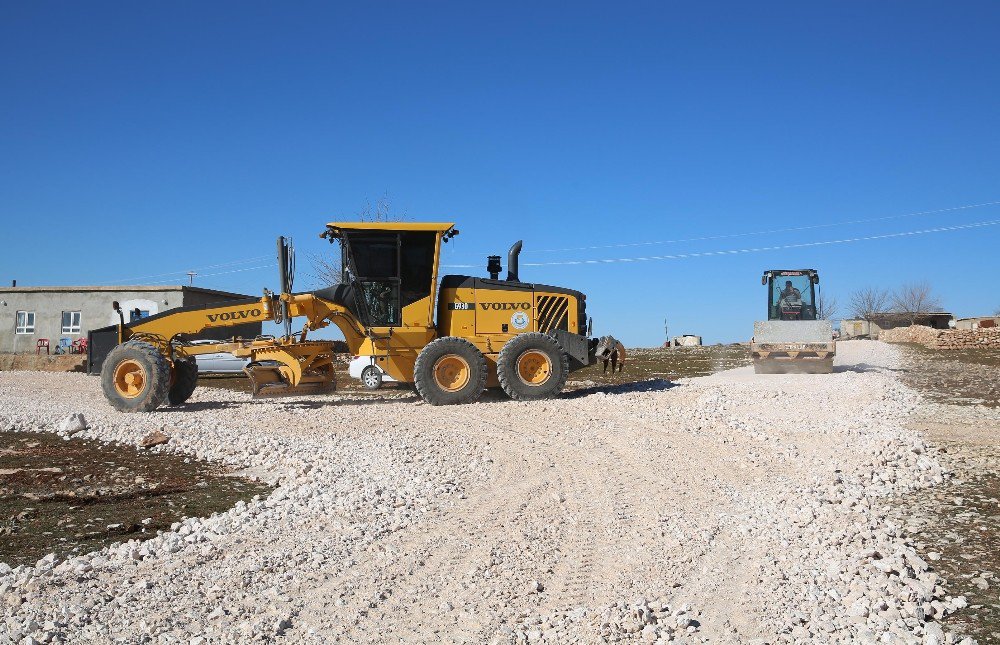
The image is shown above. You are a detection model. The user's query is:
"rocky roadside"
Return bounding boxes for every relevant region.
[889,342,1000,644]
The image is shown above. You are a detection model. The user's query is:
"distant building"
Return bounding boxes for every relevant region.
[666,334,703,348]
[0,285,262,354]
[839,312,954,340]
[954,316,1000,330]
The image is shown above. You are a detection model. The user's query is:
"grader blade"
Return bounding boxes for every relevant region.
[245,364,336,398]
[240,340,338,398]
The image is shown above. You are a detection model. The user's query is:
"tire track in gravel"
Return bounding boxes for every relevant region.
[492,402,632,615]
[297,405,558,643]
[368,475,550,644]
[546,388,788,636]
[496,398,688,617]
[332,400,665,643]
[545,462,606,611]
[412,404,612,643]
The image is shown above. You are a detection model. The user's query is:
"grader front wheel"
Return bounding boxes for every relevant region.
[101,341,171,412]
[433,354,471,392]
[168,356,199,405]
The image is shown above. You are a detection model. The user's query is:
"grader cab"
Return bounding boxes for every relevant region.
[97,222,615,412]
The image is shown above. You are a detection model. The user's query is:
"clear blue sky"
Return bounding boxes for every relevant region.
[2,2,998,345]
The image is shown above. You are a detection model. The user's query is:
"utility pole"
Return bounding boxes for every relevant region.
[187,271,196,286]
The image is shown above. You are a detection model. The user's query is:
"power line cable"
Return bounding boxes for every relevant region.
[441,218,1000,268]
[98,255,273,285]
[137,263,277,286]
[523,199,1000,253]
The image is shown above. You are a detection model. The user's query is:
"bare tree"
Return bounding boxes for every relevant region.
[309,194,403,287]
[358,193,397,223]
[310,251,343,288]
[849,287,890,321]
[815,293,838,320]
[890,281,943,324]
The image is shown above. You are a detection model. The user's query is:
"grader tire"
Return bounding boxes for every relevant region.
[168,357,199,405]
[497,332,568,401]
[414,337,487,405]
[101,341,171,412]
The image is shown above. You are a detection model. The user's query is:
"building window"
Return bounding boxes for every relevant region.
[129,309,150,322]
[61,311,82,334]
[15,311,35,334]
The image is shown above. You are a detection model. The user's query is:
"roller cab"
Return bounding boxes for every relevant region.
[751,269,836,374]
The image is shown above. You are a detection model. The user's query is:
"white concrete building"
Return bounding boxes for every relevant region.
[0,285,261,353]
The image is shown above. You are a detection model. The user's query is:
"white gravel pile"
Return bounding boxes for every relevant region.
[0,341,977,643]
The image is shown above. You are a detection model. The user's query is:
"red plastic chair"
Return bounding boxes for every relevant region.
[36,339,50,355]
[72,338,88,354]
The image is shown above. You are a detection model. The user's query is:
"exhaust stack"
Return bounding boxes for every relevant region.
[506,240,522,282]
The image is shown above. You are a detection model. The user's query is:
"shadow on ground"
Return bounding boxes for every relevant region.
[563,378,677,398]
[833,362,907,374]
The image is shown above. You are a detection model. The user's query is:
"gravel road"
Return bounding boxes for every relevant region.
[0,341,976,643]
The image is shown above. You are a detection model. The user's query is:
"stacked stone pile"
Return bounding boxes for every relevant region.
[929,326,1000,349]
[879,325,1000,350]
[879,325,945,345]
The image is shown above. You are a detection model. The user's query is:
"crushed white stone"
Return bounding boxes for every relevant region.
[0,341,977,642]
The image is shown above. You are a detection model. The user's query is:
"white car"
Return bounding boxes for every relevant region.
[189,340,250,374]
[348,355,396,390]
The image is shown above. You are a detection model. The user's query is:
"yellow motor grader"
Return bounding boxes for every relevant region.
[95,222,618,412]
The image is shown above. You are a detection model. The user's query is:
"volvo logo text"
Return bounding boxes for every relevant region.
[207,308,261,323]
[479,302,531,311]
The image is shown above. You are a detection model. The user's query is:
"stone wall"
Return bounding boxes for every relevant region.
[879,324,1000,349]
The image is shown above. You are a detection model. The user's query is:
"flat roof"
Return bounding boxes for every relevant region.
[325,221,455,233]
[0,285,254,298]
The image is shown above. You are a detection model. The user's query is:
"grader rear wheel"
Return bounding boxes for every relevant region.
[101,341,171,412]
[414,337,486,405]
[515,350,552,386]
[497,333,568,401]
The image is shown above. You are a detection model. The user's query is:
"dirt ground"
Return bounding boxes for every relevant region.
[0,354,86,373]
[896,343,1000,408]
[890,343,1000,643]
[0,430,273,567]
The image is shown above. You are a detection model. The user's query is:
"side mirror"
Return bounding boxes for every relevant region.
[112,301,126,344]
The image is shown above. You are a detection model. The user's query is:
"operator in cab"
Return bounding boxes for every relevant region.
[780,280,801,301]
